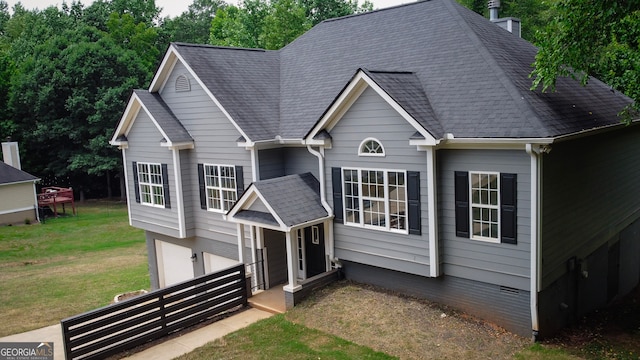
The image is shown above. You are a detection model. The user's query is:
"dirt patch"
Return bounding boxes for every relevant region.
[285,280,530,359]
[542,285,640,359]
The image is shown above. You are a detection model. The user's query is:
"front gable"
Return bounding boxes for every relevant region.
[306,69,440,147]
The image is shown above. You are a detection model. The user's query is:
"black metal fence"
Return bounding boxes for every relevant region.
[61,264,247,360]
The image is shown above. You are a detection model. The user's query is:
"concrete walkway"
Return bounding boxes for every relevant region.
[0,308,273,360]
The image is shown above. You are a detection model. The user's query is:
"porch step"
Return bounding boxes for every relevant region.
[248,289,286,314]
[248,299,285,314]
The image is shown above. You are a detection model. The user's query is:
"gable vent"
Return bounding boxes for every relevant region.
[175,74,191,92]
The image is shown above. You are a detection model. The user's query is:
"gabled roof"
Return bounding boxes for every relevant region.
[307,68,442,144]
[111,90,193,148]
[228,173,329,230]
[127,0,634,145]
[0,162,39,185]
[169,44,281,142]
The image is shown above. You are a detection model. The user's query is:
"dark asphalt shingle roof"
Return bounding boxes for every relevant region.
[0,162,38,185]
[364,69,443,138]
[249,173,328,227]
[134,90,193,144]
[165,0,633,141]
[172,44,281,141]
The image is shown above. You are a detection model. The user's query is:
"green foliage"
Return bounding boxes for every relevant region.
[209,0,371,50]
[160,0,225,44]
[0,1,159,197]
[531,0,640,117]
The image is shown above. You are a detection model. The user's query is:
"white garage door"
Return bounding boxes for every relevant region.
[155,240,194,288]
[203,252,239,274]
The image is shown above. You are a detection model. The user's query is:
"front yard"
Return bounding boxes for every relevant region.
[1,200,638,359]
[0,201,149,337]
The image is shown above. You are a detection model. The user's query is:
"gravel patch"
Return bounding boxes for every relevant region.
[286,280,530,359]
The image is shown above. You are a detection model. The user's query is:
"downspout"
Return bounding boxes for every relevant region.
[307,145,336,263]
[306,145,332,214]
[32,182,40,223]
[526,143,541,339]
[250,146,258,182]
[172,148,186,238]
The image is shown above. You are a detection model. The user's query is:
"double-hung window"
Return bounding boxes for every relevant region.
[343,168,407,233]
[454,171,517,244]
[137,162,165,207]
[470,172,500,242]
[204,164,237,212]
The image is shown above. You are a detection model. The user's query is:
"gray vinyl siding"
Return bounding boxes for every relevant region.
[259,147,319,180]
[541,126,640,289]
[126,110,180,237]
[438,149,531,290]
[258,148,285,180]
[324,87,430,276]
[284,148,318,178]
[160,61,252,244]
[343,261,532,337]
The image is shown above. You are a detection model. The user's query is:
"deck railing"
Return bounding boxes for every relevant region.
[61,264,247,360]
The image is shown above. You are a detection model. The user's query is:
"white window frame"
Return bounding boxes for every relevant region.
[469,171,500,243]
[204,164,237,213]
[297,229,306,279]
[342,167,408,234]
[358,138,385,157]
[137,162,165,208]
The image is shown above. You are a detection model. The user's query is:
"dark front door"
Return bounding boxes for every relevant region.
[304,225,326,278]
[263,229,287,288]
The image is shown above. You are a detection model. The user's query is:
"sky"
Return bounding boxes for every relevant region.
[5,0,413,18]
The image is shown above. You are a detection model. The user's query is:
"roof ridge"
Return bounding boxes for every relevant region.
[442,0,550,137]
[172,42,269,53]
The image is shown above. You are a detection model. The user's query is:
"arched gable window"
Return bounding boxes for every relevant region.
[358,138,385,157]
[175,74,191,92]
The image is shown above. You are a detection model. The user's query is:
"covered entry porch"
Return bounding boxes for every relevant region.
[226,173,338,309]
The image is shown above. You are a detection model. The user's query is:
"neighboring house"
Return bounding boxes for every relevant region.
[0,142,40,225]
[110,0,640,339]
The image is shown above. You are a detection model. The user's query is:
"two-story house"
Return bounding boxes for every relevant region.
[111,0,640,338]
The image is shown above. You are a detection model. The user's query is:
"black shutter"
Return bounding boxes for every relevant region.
[132,161,140,203]
[407,171,421,235]
[332,167,343,224]
[161,164,171,209]
[454,171,469,238]
[235,166,244,198]
[500,173,517,244]
[198,164,206,210]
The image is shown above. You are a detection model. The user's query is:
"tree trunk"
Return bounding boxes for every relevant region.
[106,170,113,198]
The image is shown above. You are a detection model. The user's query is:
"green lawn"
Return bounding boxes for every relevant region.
[174,314,395,360]
[0,200,149,337]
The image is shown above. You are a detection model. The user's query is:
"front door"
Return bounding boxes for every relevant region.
[304,225,326,278]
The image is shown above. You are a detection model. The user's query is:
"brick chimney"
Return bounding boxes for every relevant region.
[2,140,22,170]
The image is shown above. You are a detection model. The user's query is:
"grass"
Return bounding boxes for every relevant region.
[0,200,148,337]
[173,314,395,360]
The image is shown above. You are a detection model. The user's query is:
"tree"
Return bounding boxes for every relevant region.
[530,1,640,117]
[160,0,225,44]
[209,0,371,50]
[1,2,159,198]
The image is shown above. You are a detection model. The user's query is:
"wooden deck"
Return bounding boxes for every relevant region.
[37,186,76,217]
